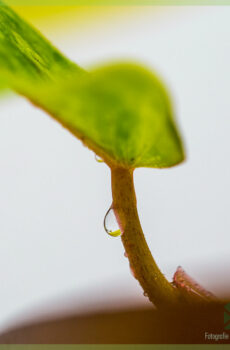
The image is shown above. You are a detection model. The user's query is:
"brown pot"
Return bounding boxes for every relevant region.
[0,302,229,344]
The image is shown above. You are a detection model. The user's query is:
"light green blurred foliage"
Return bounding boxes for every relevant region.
[0,0,184,169]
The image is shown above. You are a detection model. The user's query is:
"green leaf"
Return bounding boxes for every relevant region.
[34,63,185,168]
[0,80,6,91]
[0,1,185,169]
[0,0,83,87]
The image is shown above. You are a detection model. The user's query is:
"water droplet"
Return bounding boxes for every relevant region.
[104,206,122,237]
[124,251,128,258]
[95,154,104,163]
[143,291,148,297]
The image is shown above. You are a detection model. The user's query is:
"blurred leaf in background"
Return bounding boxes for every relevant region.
[0,1,184,169]
[35,63,184,168]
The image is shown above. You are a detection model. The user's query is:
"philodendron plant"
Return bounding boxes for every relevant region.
[0,1,217,309]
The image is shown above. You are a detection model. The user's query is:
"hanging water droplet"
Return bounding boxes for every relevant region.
[104,206,122,237]
[95,154,104,163]
[124,251,128,258]
[143,291,148,297]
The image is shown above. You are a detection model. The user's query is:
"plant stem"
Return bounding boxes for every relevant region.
[111,166,182,308]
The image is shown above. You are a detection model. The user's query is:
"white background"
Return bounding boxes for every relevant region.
[0,6,230,331]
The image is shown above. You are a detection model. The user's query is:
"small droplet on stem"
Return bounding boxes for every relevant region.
[104,206,122,237]
[95,154,104,163]
[143,291,148,297]
[124,251,128,258]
